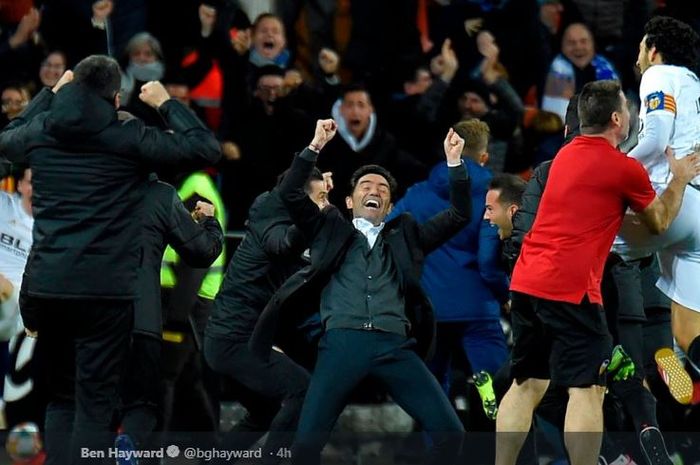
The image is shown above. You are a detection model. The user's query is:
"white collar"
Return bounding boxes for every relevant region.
[352,218,385,249]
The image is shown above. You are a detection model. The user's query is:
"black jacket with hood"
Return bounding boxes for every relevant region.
[0,84,221,304]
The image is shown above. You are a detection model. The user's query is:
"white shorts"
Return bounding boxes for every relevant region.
[612,184,700,312]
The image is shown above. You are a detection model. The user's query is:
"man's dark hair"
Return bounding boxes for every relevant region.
[73,55,122,101]
[488,173,526,207]
[255,64,285,83]
[304,168,324,194]
[276,167,324,194]
[564,93,580,142]
[400,64,429,85]
[350,164,398,200]
[341,83,371,102]
[577,80,622,134]
[644,16,700,71]
[11,163,30,185]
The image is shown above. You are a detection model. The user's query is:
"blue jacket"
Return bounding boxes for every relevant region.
[389,160,509,322]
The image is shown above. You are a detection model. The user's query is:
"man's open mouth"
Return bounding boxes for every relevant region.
[364,199,380,210]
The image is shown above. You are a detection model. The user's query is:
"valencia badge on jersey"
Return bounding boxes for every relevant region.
[645,91,676,114]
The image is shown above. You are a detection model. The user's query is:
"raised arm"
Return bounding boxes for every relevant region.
[278,119,337,239]
[132,81,221,167]
[166,196,224,268]
[418,128,472,253]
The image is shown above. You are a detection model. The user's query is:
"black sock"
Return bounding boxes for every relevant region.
[688,335,700,366]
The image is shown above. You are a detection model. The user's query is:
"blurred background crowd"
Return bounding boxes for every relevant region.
[2,0,698,229]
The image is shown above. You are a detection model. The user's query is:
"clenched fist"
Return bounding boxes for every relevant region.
[192,201,216,222]
[309,119,337,152]
[443,128,465,164]
[139,81,171,109]
[52,70,74,94]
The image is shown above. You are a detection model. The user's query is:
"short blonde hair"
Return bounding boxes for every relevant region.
[453,119,490,160]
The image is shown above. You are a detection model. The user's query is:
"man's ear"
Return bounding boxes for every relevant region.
[479,152,489,167]
[649,46,659,63]
[345,196,353,210]
[611,110,620,127]
[114,92,121,109]
[387,203,393,214]
[507,204,519,218]
[16,180,26,196]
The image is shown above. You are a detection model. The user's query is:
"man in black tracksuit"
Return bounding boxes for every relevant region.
[0,55,220,465]
[204,168,329,464]
[250,120,471,465]
[120,175,224,450]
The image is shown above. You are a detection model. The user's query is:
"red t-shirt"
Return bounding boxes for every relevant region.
[510,136,656,304]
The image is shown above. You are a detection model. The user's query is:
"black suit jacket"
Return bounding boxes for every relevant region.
[250,148,472,360]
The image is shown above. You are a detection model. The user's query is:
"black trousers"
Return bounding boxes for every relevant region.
[160,296,220,433]
[120,333,161,447]
[21,295,133,465]
[602,256,659,433]
[204,334,310,465]
[292,329,464,465]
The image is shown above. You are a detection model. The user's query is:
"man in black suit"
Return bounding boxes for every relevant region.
[251,120,471,465]
[205,167,329,464]
[0,55,220,465]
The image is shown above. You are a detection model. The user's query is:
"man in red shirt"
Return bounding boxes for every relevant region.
[495,80,700,465]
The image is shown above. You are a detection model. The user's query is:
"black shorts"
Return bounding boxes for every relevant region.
[603,254,645,323]
[639,254,671,311]
[510,292,612,388]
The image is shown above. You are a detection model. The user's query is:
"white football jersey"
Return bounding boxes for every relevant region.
[0,192,33,288]
[636,64,700,186]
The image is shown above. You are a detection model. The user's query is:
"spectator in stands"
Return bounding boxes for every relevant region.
[388,119,510,420]
[320,84,426,206]
[121,32,165,114]
[541,22,617,121]
[343,0,422,97]
[388,39,459,166]
[524,110,565,166]
[453,29,524,174]
[220,64,315,228]
[162,73,207,123]
[37,51,67,89]
[1,84,31,128]
[279,0,335,64]
[457,81,522,174]
[0,5,43,87]
[40,0,147,65]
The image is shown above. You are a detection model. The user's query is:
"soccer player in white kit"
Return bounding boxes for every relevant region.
[0,165,34,427]
[0,166,33,340]
[614,16,700,403]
